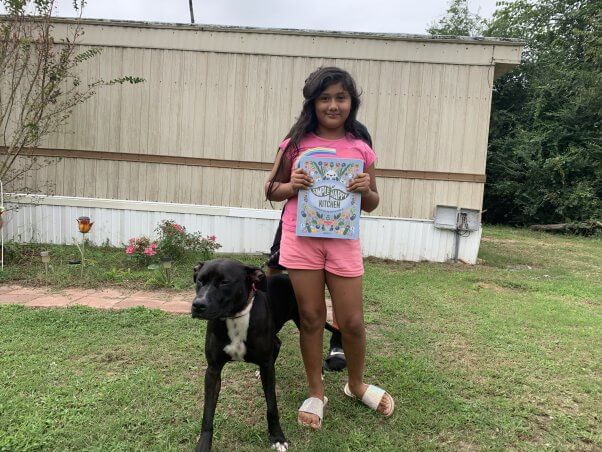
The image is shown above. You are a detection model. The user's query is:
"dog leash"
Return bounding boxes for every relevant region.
[226,284,256,320]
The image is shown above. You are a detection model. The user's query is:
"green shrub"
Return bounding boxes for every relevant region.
[1,241,46,264]
[155,220,221,262]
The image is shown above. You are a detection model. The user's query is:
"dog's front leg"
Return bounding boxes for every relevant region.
[259,361,288,451]
[196,362,224,452]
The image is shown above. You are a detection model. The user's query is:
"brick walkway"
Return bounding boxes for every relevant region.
[0,284,334,321]
[0,285,194,314]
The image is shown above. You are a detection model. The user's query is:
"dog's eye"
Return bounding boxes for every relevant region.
[220,280,229,286]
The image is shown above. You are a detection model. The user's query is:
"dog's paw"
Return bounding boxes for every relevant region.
[255,369,261,379]
[271,441,289,451]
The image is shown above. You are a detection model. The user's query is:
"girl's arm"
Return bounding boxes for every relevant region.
[347,164,379,212]
[264,149,313,202]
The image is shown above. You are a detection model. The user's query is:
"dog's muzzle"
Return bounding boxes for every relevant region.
[191,296,210,319]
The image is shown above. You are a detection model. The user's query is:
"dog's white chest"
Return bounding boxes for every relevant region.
[224,315,250,361]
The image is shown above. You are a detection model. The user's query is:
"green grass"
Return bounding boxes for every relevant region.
[1,226,601,451]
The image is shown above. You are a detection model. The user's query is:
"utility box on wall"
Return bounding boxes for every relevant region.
[434,205,481,232]
[457,208,480,232]
[433,205,482,262]
[433,205,459,230]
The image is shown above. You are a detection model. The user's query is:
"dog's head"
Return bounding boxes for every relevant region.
[191,258,266,320]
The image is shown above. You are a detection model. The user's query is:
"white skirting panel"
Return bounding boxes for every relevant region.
[3,195,482,264]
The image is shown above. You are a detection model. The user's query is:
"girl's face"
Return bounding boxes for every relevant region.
[314,82,351,137]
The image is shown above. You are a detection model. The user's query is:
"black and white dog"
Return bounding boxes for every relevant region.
[192,258,337,451]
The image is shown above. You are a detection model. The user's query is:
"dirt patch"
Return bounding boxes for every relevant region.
[434,335,479,372]
[476,282,512,293]
[579,298,602,307]
[434,432,481,451]
[481,237,522,244]
[476,280,530,292]
[94,349,133,364]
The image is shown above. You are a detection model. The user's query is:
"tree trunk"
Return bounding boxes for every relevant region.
[530,222,602,234]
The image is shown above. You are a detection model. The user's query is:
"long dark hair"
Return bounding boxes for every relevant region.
[267,67,372,198]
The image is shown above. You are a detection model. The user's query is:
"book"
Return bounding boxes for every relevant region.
[296,155,363,239]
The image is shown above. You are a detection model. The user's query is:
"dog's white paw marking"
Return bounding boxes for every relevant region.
[271,441,288,451]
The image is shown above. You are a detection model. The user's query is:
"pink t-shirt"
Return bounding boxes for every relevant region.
[280,133,377,232]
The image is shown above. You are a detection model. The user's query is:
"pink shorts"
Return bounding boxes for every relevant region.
[279,227,364,277]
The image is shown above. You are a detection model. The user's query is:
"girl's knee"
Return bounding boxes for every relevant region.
[299,309,325,332]
[338,315,365,336]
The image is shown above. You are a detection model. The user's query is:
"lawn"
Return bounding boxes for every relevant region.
[1,226,600,451]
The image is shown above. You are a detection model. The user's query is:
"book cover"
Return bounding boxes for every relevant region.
[296,155,363,239]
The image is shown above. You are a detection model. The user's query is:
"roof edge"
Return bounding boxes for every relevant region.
[29,16,525,47]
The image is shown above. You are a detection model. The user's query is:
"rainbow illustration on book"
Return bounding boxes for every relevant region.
[296,156,363,240]
[296,147,337,166]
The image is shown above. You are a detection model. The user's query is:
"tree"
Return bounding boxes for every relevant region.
[0,0,143,193]
[427,0,487,36]
[483,0,601,224]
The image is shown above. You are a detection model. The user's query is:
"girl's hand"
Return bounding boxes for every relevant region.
[347,172,371,193]
[291,168,313,193]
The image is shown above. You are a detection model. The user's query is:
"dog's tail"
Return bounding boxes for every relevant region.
[324,322,339,334]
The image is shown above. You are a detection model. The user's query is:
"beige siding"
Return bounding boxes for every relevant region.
[16,155,482,218]
[11,20,521,220]
[42,46,494,170]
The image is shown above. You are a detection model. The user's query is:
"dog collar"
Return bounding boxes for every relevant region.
[226,285,256,319]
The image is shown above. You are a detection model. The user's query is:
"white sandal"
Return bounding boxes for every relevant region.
[298,396,328,429]
[344,383,395,417]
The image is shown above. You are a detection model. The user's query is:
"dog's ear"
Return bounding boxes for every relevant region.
[193,262,204,283]
[246,266,267,291]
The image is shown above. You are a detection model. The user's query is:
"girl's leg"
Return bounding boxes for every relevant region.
[287,269,326,428]
[325,272,365,390]
[326,271,393,414]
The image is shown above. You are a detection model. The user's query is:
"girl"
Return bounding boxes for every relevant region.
[264,67,394,429]
[266,121,374,373]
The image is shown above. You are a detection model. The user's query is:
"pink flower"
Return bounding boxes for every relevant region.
[143,246,157,256]
[125,245,134,254]
[209,235,217,241]
[172,223,185,233]
[151,242,158,249]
